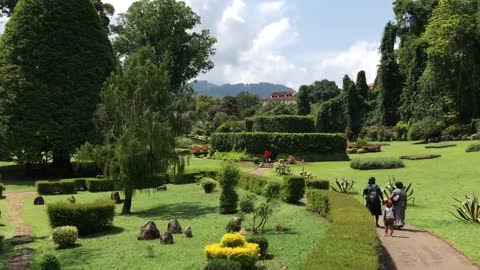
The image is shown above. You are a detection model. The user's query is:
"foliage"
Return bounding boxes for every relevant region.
[297,85,311,115]
[383,178,416,205]
[408,117,446,141]
[36,180,76,195]
[204,259,242,270]
[75,143,115,173]
[465,144,480,153]
[246,236,269,259]
[273,161,293,176]
[257,102,296,116]
[239,194,256,214]
[359,126,394,141]
[301,79,341,104]
[173,170,218,184]
[52,226,78,248]
[0,183,5,198]
[210,150,253,162]
[210,132,348,162]
[300,170,317,180]
[442,124,471,141]
[316,95,347,133]
[344,75,365,138]
[330,178,356,194]
[263,181,281,201]
[306,189,330,218]
[204,233,260,269]
[451,193,480,223]
[47,199,115,235]
[38,254,61,270]
[247,115,315,133]
[85,179,114,192]
[303,191,379,270]
[424,143,456,149]
[356,70,370,100]
[305,179,329,190]
[0,0,115,166]
[281,176,305,203]
[201,177,217,193]
[216,121,245,133]
[219,162,240,214]
[244,197,278,233]
[350,157,405,170]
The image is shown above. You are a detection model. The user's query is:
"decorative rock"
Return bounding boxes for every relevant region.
[110,192,124,204]
[137,221,161,240]
[167,219,182,234]
[160,232,174,244]
[239,228,248,236]
[184,226,193,238]
[156,185,167,192]
[33,196,45,205]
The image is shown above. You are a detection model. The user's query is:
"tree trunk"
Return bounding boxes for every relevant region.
[122,189,133,214]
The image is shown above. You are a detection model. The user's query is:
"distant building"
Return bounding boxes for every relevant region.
[368,83,375,90]
[262,90,298,106]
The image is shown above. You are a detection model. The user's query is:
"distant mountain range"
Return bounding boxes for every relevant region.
[192,80,291,98]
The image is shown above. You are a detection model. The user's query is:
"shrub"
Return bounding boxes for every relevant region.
[471,133,480,140]
[239,194,256,213]
[263,181,281,200]
[252,157,260,164]
[210,132,348,162]
[47,199,115,235]
[219,162,240,214]
[273,162,292,176]
[248,115,315,133]
[205,233,260,269]
[306,189,330,218]
[330,178,356,194]
[172,170,217,184]
[52,226,78,248]
[225,217,243,233]
[442,124,471,141]
[281,176,305,203]
[465,144,480,153]
[85,179,114,192]
[471,119,480,133]
[393,121,408,140]
[36,180,76,195]
[347,148,357,154]
[246,236,269,258]
[350,157,405,170]
[204,259,242,270]
[359,125,393,141]
[201,178,218,193]
[408,117,445,141]
[72,179,87,191]
[0,184,5,198]
[300,171,317,180]
[306,179,329,190]
[238,172,271,195]
[303,192,379,270]
[451,193,480,223]
[38,254,61,270]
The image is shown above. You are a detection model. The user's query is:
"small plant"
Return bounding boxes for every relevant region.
[330,177,355,194]
[204,233,260,269]
[204,259,242,270]
[225,216,243,233]
[219,162,240,214]
[38,254,61,270]
[239,194,256,213]
[465,144,480,153]
[273,161,292,176]
[247,235,269,258]
[383,178,415,205]
[451,193,480,223]
[263,181,281,201]
[300,168,317,180]
[52,226,78,248]
[201,177,217,193]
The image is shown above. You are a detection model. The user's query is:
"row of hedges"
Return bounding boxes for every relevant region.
[210,133,348,162]
[350,157,405,170]
[36,179,115,195]
[246,116,315,133]
[171,170,219,184]
[304,191,380,270]
[47,199,115,235]
[305,189,330,218]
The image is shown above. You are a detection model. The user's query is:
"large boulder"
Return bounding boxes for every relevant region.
[167,219,182,234]
[33,196,45,205]
[160,232,174,244]
[138,221,161,240]
[184,226,193,238]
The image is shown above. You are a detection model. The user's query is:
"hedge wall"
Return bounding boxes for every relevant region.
[306,189,330,218]
[246,116,315,133]
[303,191,379,270]
[86,179,114,192]
[238,172,272,195]
[36,180,76,195]
[239,173,304,204]
[210,133,348,161]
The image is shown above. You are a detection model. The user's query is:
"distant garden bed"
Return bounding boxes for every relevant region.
[425,143,457,149]
[350,157,405,170]
[400,154,441,160]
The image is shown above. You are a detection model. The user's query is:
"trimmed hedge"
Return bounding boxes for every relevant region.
[210,132,348,161]
[281,176,305,203]
[247,115,315,133]
[304,191,379,270]
[238,172,271,195]
[171,170,218,184]
[465,144,480,152]
[306,179,330,190]
[86,179,114,192]
[47,199,115,235]
[36,180,76,195]
[350,157,405,170]
[73,179,87,191]
[306,189,330,218]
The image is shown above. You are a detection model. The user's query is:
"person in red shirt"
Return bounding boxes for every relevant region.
[263,149,271,163]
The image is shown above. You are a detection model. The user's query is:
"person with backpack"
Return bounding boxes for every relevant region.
[363,177,384,227]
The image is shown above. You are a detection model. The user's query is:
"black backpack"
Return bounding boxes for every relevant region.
[367,185,378,204]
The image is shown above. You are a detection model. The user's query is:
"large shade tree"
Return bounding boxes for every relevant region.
[0,0,115,167]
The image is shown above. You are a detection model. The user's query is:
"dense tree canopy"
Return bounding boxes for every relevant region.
[300,79,341,104]
[297,85,311,115]
[0,0,115,166]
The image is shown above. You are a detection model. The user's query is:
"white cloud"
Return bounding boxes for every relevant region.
[257,1,286,17]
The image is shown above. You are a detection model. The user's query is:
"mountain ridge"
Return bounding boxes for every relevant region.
[192,80,292,98]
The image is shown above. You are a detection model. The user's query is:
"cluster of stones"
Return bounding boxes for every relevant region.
[137,219,192,244]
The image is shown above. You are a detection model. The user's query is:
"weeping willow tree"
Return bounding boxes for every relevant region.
[100,47,178,214]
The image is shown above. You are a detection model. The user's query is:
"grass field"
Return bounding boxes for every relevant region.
[265,140,480,263]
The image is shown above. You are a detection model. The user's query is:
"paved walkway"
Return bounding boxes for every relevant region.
[248,167,270,176]
[377,223,479,270]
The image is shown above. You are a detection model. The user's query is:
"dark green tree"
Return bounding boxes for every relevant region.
[296,85,311,115]
[316,95,346,133]
[303,79,340,104]
[344,75,363,138]
[235,91,260,117]
[0,0,115,167]
[355,70,369,100]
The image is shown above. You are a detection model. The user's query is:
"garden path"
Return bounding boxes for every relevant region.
[248,167,270,176]
[4,191,35,270]
[377,223,479,270]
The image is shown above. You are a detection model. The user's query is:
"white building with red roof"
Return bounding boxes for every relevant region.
[262,90,298,106]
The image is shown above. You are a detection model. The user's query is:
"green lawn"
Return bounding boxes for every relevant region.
[19,184,328,270]
[266,140,480,263]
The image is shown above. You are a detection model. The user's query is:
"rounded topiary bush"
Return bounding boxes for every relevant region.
[201,178,217,194]
[205,233,260,269]
[52,226,78,248]
[204,259,242,270]
[263,181,281,200]
[38,254,61,270]
[247,235,269,258]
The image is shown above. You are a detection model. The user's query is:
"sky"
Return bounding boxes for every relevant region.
[1,0,396,89]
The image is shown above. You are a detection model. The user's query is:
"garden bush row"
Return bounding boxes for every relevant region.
[210,132,348,162]
[245,115,315,133]
[350,157,405,170]
[304,191,380,270]
[47,199,115,235]
[36,179,115,195]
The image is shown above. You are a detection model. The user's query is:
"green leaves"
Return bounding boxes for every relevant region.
[451,193,480,223]
[330,177,355,194]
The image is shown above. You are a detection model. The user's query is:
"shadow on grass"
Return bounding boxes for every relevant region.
[81,226,125,239]
[133,202,217,219]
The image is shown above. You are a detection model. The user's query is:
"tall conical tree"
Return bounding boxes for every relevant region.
[297,85,311,115]
[344,75,363,138]
[355,70,369,100]
[0,0,115,167]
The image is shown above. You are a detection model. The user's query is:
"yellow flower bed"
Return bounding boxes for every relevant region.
[205,233,260,269]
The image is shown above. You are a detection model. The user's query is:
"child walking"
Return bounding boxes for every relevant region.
[384,199,395,237]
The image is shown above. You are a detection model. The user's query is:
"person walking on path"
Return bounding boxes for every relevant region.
[363,177,384,227]
[263,149,271,163]
[391,181,407,229]
[383,199,395,237]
